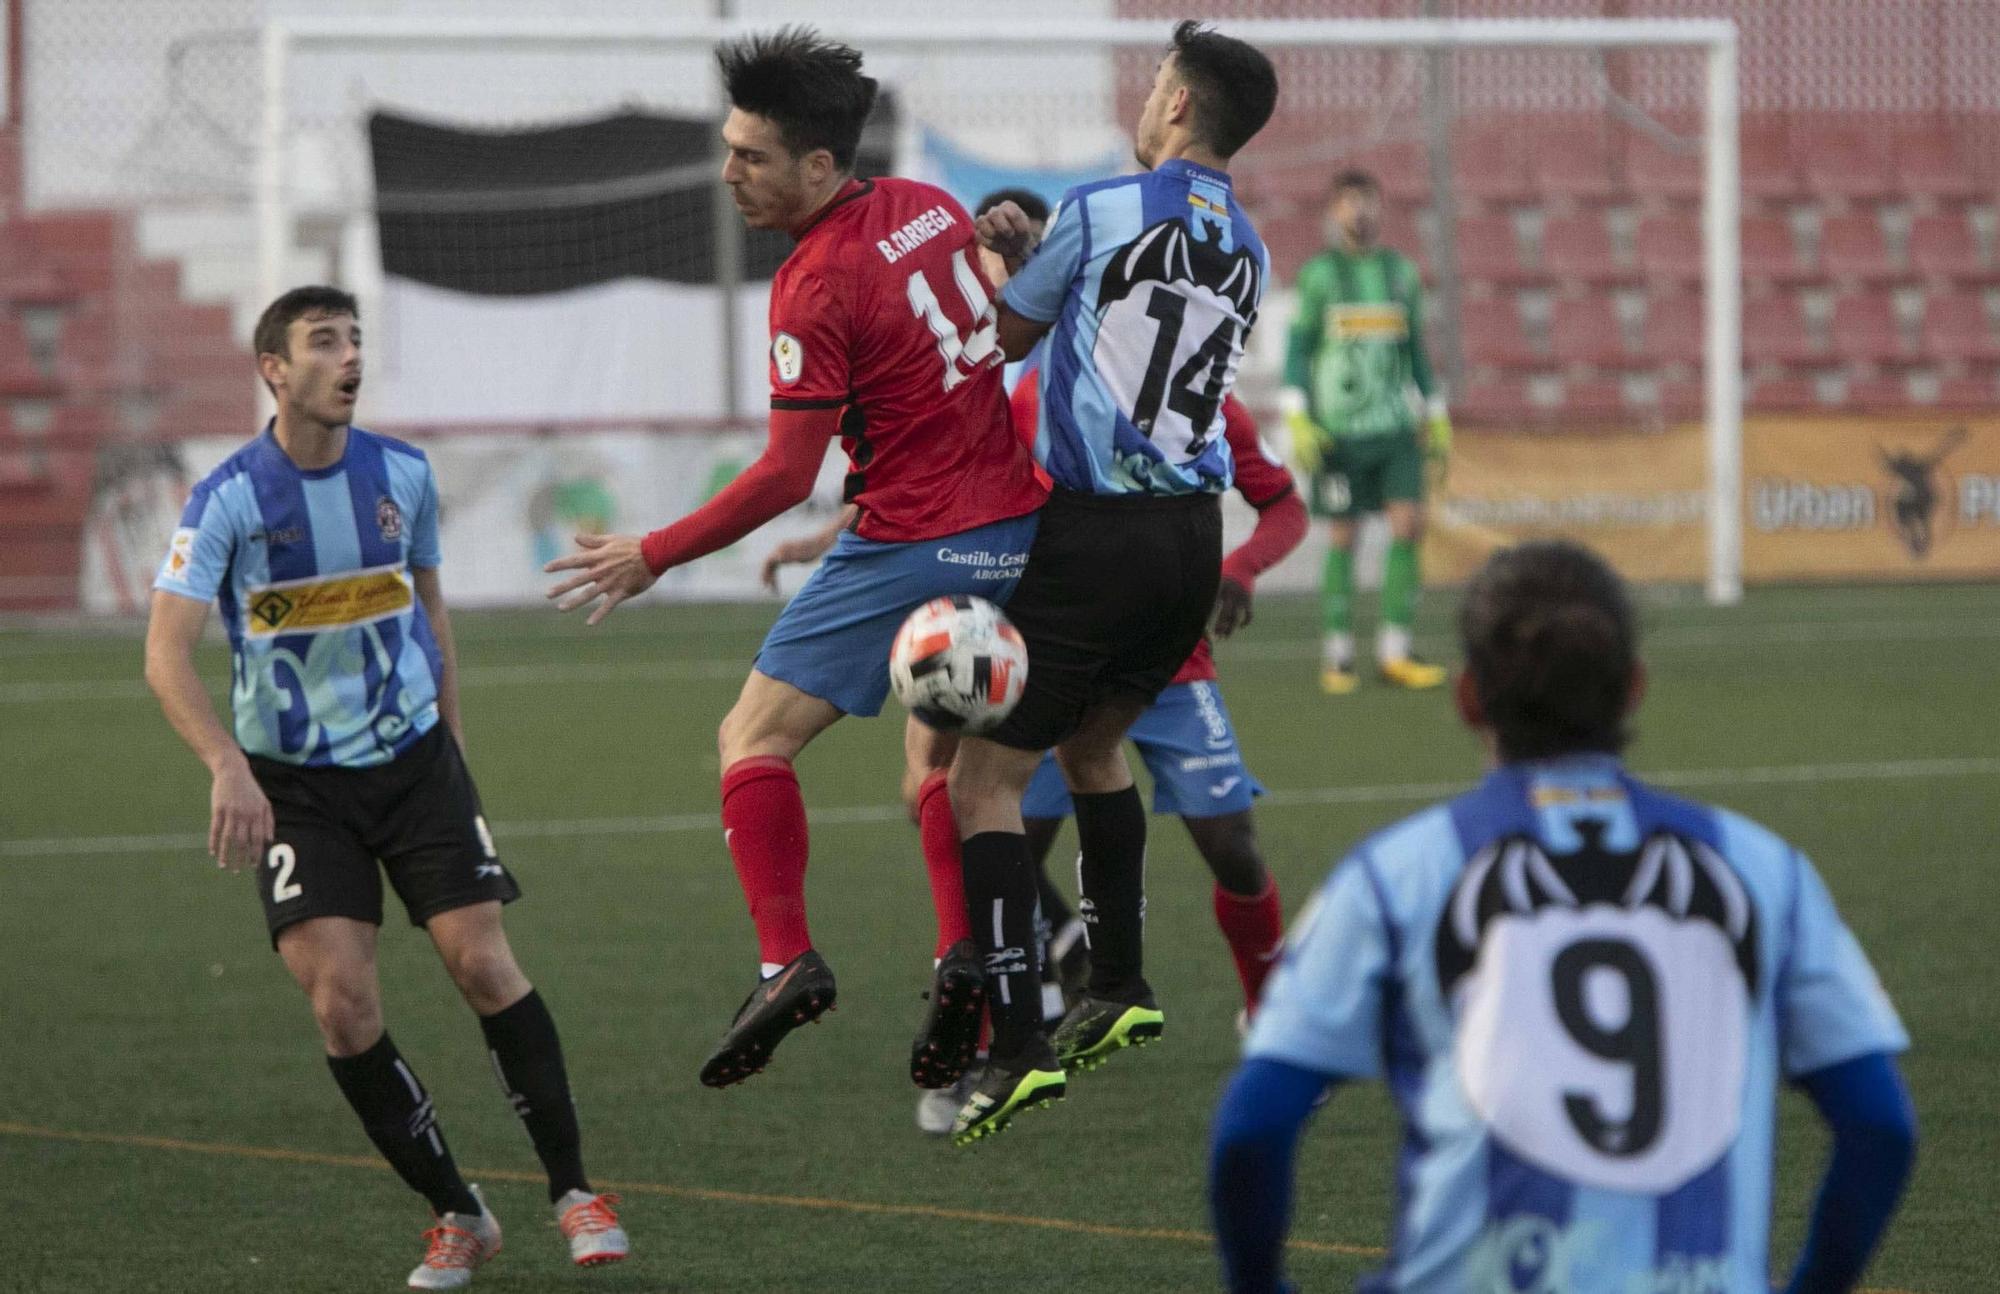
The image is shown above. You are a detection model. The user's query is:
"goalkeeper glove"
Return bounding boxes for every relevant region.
[1279,387,1329,471]
[1424,396,1452,489]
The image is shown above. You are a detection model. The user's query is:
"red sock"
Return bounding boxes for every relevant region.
[721,756,812,967]
[1213,879,1285,1012]
[917,770,971,958]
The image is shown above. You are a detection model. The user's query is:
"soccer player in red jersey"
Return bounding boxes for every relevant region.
[545,29,1046,1090]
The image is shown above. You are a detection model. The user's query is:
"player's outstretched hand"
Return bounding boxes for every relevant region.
[974,201,1040,275]
[210,758,273,873]
[544,531,660,626]
[1212,576,1254,638]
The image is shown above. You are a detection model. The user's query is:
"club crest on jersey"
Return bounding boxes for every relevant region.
[376,495,404,542]
[772,332,805,385]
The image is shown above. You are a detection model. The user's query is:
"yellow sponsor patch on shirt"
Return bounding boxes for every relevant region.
[1327,302,1409,341]
[245,564,413,637]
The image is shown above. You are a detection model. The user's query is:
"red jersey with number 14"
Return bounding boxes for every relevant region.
[768,178,1047,543]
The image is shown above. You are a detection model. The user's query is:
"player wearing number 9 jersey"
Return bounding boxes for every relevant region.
[542,29,1045,1091]
[1210,541,1916,1294]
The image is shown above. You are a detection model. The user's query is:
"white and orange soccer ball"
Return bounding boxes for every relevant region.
[889,595,1029,735]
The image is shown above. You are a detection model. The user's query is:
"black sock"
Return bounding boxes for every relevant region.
[960,831,1045,1055]
[1073,785,1149,999]
[479,989,589,1202]
[327,1033,480,1217]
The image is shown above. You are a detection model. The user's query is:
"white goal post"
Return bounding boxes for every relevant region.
[259,15,1742,604]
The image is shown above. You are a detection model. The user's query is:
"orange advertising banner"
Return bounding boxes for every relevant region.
[1424,415,2000,585]
[1425,425,1708,585]
[1743,414,2000,581]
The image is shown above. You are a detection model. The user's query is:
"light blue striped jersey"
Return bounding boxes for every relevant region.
[153,423,445,768]
[1000,158,1268,497]
[1246,755,1908,1294]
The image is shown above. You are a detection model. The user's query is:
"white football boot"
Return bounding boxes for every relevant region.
[555,1190,630,1267]
[915,1067,982,1136]
[408,1184,502,1290]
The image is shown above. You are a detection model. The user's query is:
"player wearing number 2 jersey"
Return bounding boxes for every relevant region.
[543,30,1044,1092]
[1211,542,1916,1294]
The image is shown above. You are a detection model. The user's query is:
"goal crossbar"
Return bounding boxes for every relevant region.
[259,15,1742,603]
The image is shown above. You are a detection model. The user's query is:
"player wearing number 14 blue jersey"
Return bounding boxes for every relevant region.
[1210,541,1916,1294]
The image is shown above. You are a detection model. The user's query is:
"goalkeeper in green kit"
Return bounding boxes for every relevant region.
[1281,169,1450,694]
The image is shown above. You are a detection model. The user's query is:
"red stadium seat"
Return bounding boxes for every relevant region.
[1351,140,1428,202]
[1455,215,1532,284]
[1640,294,1704,366]
[1816,214,1901,283]
[1797,125,1896,201]
[1934,372,1999,406]
[1532,123,1623,204]
[1459,372,1543,423]
[1626,129,1702,205]
[1740,122,1801,203]
[1829,295,1915,364]
[1453,125,1534,206]
[1744,295,1820,365]
[1908,214,1992,283]
[1540,214,1629,283]
[1549,298,1638,369]
[1459,296,1542,369]
[1746,373,1822,410]
[1635,216,1701,285]
[1656,378,1706,414]
[1919,294,2000,363]
[1742,216,1804,282]
[1561,378,1629,418]
[1846,373,1913,408]
[1892,130,1985,203]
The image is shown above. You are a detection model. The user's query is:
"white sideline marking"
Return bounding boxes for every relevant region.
[4,755,1995,861]
[2,616,1995,705]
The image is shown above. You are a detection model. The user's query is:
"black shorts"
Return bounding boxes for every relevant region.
[247,725,520,949]
[988,487,1223,752]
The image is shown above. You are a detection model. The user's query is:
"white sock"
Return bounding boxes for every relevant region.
[1378,624,1412,662]
[1322,632,1355,666]
[759,961,784,979]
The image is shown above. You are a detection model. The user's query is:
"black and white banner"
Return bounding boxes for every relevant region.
[367,105,894,425]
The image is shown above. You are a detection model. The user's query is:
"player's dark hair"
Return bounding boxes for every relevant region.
[1459,540,1638,762]
[1330,169,1380,198]
[975,187,1050,226]
[716,26,879,170]
[1167,20,1278,160]
[253,285,358,363]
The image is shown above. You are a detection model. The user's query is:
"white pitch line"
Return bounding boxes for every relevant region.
[4,755,1994,862]
[3,617,1995,705]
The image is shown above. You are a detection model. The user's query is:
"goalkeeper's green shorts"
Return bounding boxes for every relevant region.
[1308,427,1425,518]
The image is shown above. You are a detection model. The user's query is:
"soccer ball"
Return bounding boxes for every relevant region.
[889,595,1029,735]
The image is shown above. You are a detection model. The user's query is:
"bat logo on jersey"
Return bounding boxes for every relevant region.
[376,496,404,542]
[1435,823,1761,1194]
[1435,825,1760,999]
[1097,218,1262,321]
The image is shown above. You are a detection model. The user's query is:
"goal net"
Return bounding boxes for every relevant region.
[251,11,1741,604]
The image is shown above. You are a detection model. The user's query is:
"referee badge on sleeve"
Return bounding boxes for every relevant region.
[773,332,804,385]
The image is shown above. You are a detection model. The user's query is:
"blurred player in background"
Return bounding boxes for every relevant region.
[145,287,627,1290]
[543,29,1046,1092]
[947,20,1278,1144]
[1210,540,1916,1294]
[1281,169,1451,694]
